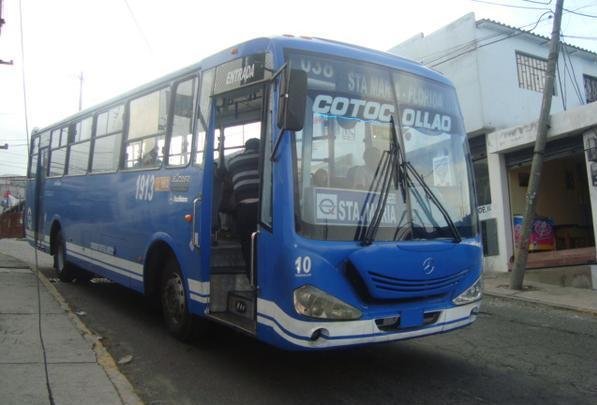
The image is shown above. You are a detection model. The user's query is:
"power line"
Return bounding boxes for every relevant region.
[18,0,29,155]
[419,10,553,66]
[562,34,597,40]
[472,0,549,10]
[429,10,553,67]
[556,58,567,110]
[0,143,28,147]
[121,0,153,53]
[17,5,55,405]
[522,0,553,4]
[560,36,585,103]
[564,7,597,18]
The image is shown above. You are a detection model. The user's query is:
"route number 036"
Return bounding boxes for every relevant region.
[295,256,312,275]
[136,174,155,201]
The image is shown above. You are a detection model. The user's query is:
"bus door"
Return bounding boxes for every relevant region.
[33,147,49,247]
[204,83,266,333]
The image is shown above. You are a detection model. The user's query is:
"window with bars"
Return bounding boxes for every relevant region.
[515,51,555,94]
[584,74,597,103]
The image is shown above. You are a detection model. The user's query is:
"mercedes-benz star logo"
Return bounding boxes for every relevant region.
[422,257,435,275]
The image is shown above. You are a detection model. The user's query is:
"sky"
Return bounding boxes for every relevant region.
[0,0,596,176]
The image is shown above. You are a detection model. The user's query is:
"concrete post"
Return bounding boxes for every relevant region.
[484,151,513,272]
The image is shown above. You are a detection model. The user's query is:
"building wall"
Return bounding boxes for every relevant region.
[390,13,597,271]
[475,24,597,130]
[389,13,486,134]
[390,13,597,134]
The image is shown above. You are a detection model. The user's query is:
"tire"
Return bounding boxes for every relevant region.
[53,230,76,282]
[160,259,194,341]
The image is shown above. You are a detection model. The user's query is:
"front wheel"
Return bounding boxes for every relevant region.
[53,230,76,282]
[160,259,194,341]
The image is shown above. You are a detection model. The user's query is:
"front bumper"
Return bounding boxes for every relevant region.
[257,298,480,350]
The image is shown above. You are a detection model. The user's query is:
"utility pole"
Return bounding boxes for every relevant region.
[510,0,564,290]
[78,71,84,111]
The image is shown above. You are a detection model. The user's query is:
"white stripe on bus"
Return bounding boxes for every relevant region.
[190,293,209,304]
[66,242,143,275]
[188,279,210,296]
[68,250,143,282]
[256,298,479,348]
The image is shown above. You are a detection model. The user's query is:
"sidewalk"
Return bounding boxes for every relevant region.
[0,250,142,405]
[484,270,597,315]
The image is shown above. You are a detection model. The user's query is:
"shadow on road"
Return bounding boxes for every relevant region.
[44,266,596,405]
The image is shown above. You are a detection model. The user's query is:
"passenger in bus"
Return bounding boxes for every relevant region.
[311,168,328,187]
[227,138,260,271]
[136,145,161,168]
[348,146,381,189]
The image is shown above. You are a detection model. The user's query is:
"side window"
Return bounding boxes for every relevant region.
[28,135,41,178]
[39,131,50,149]
[91,105,124,173]
[195,69,215,166]
[167,78,196,166]
[49,127,68,177]
[125,88,169,169]
[67,116,93,175]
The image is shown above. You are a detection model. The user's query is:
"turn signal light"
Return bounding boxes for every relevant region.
[184,214,193,223]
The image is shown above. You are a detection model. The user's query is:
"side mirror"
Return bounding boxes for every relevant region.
[278,69,307,132]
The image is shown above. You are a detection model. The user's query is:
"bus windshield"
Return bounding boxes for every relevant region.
[289,52,477,242]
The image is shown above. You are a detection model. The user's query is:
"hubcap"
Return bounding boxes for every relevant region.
[163,273,186,326]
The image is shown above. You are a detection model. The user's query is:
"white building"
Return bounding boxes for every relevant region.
[390,13,597,273]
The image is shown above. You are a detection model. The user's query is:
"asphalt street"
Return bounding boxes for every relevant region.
[2,241,597,405]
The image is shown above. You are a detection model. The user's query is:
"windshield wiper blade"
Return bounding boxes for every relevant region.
[354,148,392,244]
[361,150,395,245]
[389,115,414,241]
[404,162,462,243]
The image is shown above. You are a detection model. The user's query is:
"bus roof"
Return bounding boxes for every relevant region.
[33,36,452,136]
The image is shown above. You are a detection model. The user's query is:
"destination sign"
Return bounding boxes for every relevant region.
[314,188,399,226]
[214,53,269,94]
[312,93,395,122]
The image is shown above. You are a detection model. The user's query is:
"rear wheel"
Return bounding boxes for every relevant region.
[53,230,76,282]
[160,259,194,341]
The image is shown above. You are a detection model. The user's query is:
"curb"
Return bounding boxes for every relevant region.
[484,290,597,317]
[34,268,144,405]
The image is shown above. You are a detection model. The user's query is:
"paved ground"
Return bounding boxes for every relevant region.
[1,239,597,404]
[0,251,139,405]
[484,270,597,314]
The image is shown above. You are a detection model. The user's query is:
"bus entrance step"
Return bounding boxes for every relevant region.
[227,290,256,320]
[210,247,246,269]
[207,311,256,335]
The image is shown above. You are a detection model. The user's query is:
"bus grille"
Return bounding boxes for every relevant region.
[365,269,469,300]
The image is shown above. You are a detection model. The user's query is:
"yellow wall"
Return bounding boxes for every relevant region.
[508,155,592,226]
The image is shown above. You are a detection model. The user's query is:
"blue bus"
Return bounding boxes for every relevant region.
[25,36,482,350]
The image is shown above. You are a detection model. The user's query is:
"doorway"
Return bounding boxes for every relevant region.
[206,84,266,332]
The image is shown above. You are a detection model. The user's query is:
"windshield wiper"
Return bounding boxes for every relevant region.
[404,161,462,243]
[389,115,413,241]
[357,116,416,245]
[354,146,394,245]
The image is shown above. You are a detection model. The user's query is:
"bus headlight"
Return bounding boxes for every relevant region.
[293,285,362,320]
[452,277,483,305]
